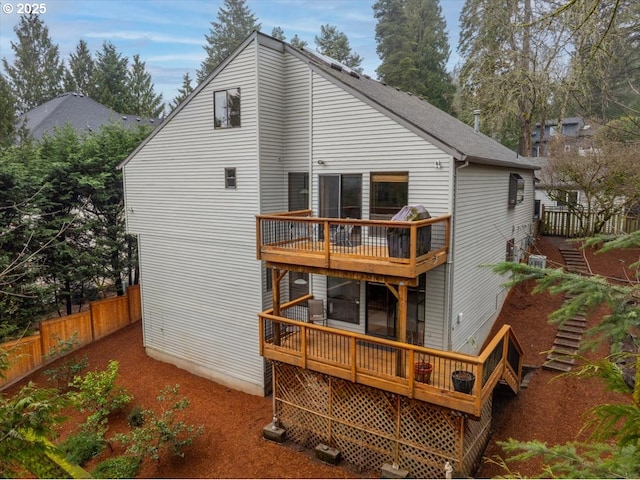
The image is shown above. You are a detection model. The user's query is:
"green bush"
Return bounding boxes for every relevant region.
[92,455,142,479]
[69,360,132,430]
[59,431,105,465]
[127,405,145,427]
[44,333,89,391]
[114,385,204,463]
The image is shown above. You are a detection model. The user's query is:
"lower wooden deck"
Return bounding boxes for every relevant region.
[260,308,523,417]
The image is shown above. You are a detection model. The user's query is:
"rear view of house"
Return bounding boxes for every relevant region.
[120,31,538,477]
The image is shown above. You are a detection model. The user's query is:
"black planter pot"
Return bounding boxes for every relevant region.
[451,370,475,394]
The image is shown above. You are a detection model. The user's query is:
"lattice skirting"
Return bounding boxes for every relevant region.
[273,362,492,478]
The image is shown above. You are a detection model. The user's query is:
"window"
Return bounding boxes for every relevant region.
[557,191,578,208]
[265,268,272,292]
[327,277,359,324]
[288,173,309,211]
[289,272,308,300]
[370,172,408,236]
[214,88,240,128]
[225,168,236,189]
[508,173,524,206]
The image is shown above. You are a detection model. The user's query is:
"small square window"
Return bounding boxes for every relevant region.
[214,88,241,128]
[225,168,237,189]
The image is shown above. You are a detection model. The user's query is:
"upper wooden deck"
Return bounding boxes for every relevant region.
[256,210,450,283]
[259,295,523,417]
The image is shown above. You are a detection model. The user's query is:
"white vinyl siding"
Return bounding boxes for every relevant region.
[138,234,265,393]
[123,41,265,395]
[307,73,453,341]
[309,73,452,219]
[283,54,311,172]
[450,164,535,354]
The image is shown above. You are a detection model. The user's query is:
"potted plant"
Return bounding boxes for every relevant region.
[451,369,475,394]
[414,361,433,384]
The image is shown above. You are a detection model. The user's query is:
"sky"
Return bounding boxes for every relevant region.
[0,0,465,111]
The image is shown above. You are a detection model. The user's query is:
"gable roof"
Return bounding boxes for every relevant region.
[119,31,538,171]
[19,92,162,141]
[290,44,536,170]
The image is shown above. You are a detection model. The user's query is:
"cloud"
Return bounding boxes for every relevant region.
[83,30,202,45]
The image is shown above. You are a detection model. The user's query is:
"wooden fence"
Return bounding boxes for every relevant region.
[0,284,141,390]
[541,207,640,237]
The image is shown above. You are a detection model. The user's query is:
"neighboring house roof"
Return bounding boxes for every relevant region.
[531,116,598,143]
[18,92,162,141]
[120,31,538,171]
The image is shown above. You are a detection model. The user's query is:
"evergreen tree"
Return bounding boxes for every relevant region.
[78,124,153,296]
[126,54,164,117]
[374,0,455,112]
[90,41,129,113]
[290,34,308,49]
[170,73,195,110]
[271,26,285,40]
[0,75,16,147]
[197,0,261,82]
[63,39,94,95]
[492,232,640,477]
[1,14,64,113]
[314,24,363,73]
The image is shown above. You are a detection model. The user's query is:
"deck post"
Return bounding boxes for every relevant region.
[272,269,283,346]
[396,284,408,377]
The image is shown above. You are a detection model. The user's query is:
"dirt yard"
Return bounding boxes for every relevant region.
[5,235,638,478]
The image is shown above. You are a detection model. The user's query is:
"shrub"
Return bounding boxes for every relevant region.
[44,334,89,391]
[58,431,105,465]
[69,360,132,431]
[92,455,141,479]
[114,385,204,463]
[127,405,144,427]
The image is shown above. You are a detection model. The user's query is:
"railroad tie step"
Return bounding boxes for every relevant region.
[559,325,586,334]
[556,331,582,341]
[553,338,581,349]
[542,359,574,372]
[564,319,587,328]
[548,347,577,357]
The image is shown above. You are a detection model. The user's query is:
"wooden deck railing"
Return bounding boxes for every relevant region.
[256,210,451,280]
[259,296,523,417]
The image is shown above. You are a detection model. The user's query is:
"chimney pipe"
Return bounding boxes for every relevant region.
[473,110,481,133]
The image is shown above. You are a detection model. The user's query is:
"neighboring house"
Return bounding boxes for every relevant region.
[18,92,161,141]
[531,116,598,157]
[119,32,538,477]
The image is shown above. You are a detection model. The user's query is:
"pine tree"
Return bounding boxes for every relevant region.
[170,73,195,110]
[492,232,640,477]
[1,14,64,113]
[271,27,285,41]
[0,75,16,147]
[63,39,94,95]
[314,24,363,73]
[126,54,164,117]
[90,41,129,113]
[374,0,455,113]
[197,0,261,82]
[290,34,308,49]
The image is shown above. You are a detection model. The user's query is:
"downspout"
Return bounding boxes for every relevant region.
[446,157,470,350]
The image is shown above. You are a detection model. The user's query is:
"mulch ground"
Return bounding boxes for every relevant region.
[4,235,638,478]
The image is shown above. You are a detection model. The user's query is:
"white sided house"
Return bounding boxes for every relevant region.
[120,31,539,477]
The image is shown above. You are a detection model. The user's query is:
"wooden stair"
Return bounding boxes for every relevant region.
[543,247,589,372]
